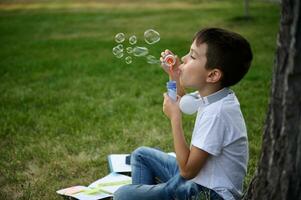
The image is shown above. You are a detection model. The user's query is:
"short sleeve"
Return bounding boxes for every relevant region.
[191,115,225,156]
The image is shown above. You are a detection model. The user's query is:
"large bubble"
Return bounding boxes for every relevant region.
[115,33,125,43]
[129,35,137,45]
[146,55,160,64]
[133,46,149,57]
[125,56,132,64]
[144,29,160,45]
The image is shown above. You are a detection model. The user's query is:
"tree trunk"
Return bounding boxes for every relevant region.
[243,0,301,199]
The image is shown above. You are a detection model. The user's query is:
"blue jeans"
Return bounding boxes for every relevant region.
[114,147,223,200]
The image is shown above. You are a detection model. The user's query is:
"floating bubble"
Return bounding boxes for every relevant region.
[126,47,133,54]
[129,35,137,45]
[112,47,119,56]
[117,44,123,51]
[112,45,123,56]
[144,29,160,45]
[146,55,161,64]
[133,46,149,57]
[115,33,125,43]
[112,44,124,58]
[125,56,132,64]
[116,52,124,59]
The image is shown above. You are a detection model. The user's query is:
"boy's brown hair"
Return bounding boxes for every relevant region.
[193,28,253,87]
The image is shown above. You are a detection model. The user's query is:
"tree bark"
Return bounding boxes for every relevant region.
[243,0,301,199]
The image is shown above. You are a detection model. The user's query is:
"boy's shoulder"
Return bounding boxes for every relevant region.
[201,91,241,119]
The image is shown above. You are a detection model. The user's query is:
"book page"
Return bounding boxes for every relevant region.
[108,154,131,173]
[56,185,112,200]
[89,172,132,194]
[57,186,88,196]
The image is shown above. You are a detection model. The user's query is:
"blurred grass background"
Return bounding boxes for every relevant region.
[0,0,279,199]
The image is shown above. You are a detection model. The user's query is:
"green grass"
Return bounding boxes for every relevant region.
[0,0,280,199]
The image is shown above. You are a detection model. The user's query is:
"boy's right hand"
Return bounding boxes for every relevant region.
[160,49,181,81]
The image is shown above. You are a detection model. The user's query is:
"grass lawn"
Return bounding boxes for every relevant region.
[0,0,280,199]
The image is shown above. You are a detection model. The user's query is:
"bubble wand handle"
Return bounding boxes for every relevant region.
[169,66,173,80]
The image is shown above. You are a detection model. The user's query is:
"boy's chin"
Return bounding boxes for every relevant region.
[179,77,187,88]
[180,79,197,90]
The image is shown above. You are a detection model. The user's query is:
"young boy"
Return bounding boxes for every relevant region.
[114,28,253,200]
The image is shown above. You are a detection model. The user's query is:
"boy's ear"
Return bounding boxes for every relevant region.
[207,68,222,83]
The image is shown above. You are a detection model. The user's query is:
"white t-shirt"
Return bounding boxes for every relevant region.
[191,91,248,200]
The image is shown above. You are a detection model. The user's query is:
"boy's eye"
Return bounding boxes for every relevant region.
[189,51,196,59]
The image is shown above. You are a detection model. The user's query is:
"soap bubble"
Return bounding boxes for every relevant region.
[117,44,123,50]
[144,29,160,45]
[115,33,125,43]
[112,47,119,56]
[133,46,149,57]
[112,45,123,56]
[129,35,137,45]
[126,47,133,54]
[112,45,124,58]
[146,55,161,64]
[116,52,124,59]
[125,56,132,64]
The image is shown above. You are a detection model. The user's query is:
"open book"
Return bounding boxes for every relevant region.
[56,173,131,200]
[57,152,175,199]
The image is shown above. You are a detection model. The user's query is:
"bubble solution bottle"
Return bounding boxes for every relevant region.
[166,81,177,101]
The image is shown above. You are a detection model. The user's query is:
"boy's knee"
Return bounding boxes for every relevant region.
[113,185,131,200]
[131,146,151,161]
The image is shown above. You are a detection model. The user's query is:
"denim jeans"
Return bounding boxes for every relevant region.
[113,147,223,200]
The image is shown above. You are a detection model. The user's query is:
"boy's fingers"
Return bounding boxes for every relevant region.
[163,93,171,101]
[165,49,172,55]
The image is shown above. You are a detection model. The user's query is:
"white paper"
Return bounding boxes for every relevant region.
[108,154,131,173]
[89,172,132,194]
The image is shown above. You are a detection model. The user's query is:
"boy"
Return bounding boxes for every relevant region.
[114,28,253,200]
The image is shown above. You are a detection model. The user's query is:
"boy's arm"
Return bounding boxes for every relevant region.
[163,93,209,179]
[170,114,209,179]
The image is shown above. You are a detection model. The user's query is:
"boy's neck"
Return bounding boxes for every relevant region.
[198,85,224,97]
